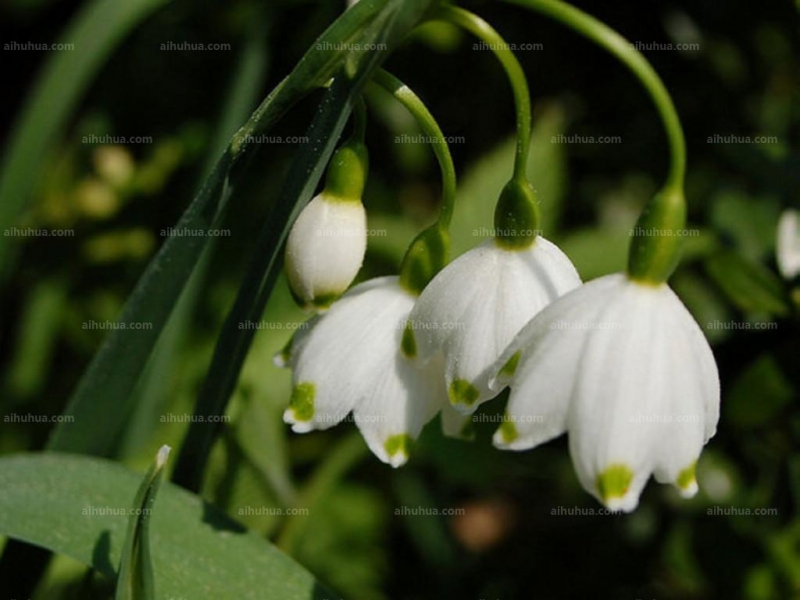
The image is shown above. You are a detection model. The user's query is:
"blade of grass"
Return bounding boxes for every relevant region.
[171,0,439,492]
[115,445,170,600]
[117,22,271,462]
[46,0,402,458]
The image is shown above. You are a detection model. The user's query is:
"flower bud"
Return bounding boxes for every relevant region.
[285,141,369,309]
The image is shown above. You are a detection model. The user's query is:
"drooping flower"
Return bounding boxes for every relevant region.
[284,140,369,310]
[279,276,468,467]
[776,208,800,280]
[489,273,720,512]
[407,235,581,414]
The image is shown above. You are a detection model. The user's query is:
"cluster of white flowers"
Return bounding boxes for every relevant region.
[276,151,721,512]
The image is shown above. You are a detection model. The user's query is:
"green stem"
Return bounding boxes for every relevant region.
[435,5,532,179]
[350,96,367,143]
[503,0,686,190]
[369,69,457,228]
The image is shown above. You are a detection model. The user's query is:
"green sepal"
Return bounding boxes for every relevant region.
[323,139,369,203]
[398,225,450,296]
[627,185,687,284]
[493,177,540,249]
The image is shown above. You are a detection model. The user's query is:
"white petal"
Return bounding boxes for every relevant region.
[567,278,671,512]
[284,193,367,308]
[408,237,580,413]
[651,288,719,496]
[283,276,407,432]
[354,348,445,467]
[491,274,624,450]
[283,277,444,467]
[776,209,800,280]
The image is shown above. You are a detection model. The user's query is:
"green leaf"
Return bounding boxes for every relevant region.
[705,251,791,317]
[118,24,271,463]
[115,445,170,600]
[0,453,332,599]
[173,0,439,491]
[0,0,171,271]
[47,0,405,458]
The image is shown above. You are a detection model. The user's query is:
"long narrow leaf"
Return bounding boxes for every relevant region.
[172,0,439,492]
[47,0,402,457]
[0,453,332,599]
[115,445,170,600]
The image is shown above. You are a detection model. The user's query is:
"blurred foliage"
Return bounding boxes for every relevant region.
[1,0,799,599]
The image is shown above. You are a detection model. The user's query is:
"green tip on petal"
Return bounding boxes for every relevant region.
[401,322,417,358]
[498,419,518,444]
[308,292,340,310]
[288,382,316,422]
[596,464,634,502]
[677,461,697,492]
[449,379,480,408]
[384,434,413,460]
[498,351,521,379]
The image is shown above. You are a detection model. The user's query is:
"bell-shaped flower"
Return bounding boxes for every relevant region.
[776,209,800,280]
[406,236,581,414]
[489,273,720,512]
[279,276,466,467]
[284,192,367,310]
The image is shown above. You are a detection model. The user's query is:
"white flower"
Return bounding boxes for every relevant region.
[776,209,800,280]
[489,273,720,512]
[280,276,452,467]
[284,192,367,309]
[406,237,581,413]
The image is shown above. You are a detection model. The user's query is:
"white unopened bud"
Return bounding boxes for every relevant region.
[285,193,367,309]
